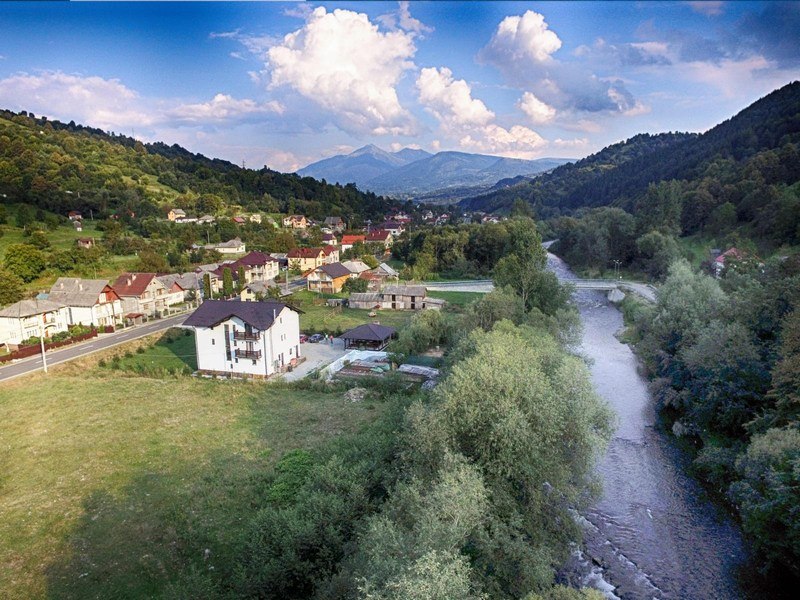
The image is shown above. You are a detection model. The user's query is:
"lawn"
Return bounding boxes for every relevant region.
[0,369,382,598]
[107,328,197,374]
[291,290,412,334]
[426,290,484,306]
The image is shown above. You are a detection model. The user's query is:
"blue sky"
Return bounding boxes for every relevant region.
[0,1,798,172]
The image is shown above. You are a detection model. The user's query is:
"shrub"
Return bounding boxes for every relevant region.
[136,346,145,354]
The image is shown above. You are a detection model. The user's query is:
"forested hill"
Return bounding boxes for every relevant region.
[0,109,397,224]
[463,80,800,216]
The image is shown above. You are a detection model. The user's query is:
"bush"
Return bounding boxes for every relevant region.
[136,347,145,354]
[267,450,315,507]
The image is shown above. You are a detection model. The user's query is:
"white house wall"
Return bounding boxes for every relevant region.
[193,307,300,377]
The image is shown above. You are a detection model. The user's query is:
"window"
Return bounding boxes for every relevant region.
[211,339,215,346]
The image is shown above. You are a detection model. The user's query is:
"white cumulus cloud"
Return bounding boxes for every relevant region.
[517,91,556,124]
[483,10,562,64]
[0,71,155,130]
[479,10,640,116]
[416,67,546,159]
[266,6,418,135]
[417,66,495,130]
[168,93,285,123]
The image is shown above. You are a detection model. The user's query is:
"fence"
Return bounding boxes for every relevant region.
[0,329,98,364]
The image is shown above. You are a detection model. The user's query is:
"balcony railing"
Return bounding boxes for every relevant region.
[235,348,262,360]
[233,330,261,341]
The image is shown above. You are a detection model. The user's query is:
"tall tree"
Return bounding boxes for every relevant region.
[222,267,233,297]
[3,243,45,282]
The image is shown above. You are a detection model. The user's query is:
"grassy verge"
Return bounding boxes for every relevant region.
[0,370,382,598]
[101,328,197,376]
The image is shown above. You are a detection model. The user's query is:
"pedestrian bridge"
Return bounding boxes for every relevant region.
[425,278,657,303]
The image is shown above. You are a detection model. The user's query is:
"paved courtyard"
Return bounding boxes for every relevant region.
[282,337,347,381]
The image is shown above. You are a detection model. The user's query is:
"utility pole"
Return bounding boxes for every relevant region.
[39,323,47,374]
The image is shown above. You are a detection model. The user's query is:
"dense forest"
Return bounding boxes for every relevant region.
[0,109,399,225]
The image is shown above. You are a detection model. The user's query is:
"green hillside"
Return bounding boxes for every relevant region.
[0,109,397,224]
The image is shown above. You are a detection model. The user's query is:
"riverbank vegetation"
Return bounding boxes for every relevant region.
[623,256,800,577]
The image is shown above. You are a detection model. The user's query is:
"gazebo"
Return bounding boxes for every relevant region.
[340,323,396,350]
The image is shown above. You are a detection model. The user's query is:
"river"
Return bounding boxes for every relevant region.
[549,252,748,599]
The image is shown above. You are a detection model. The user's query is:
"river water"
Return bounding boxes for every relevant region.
[549,253,748,599]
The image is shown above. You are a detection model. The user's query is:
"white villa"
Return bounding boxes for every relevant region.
[183,299,301,378]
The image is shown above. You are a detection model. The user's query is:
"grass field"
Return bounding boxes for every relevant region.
[426,290,484,306]
[0,368,382,598]
[291,290,412,334]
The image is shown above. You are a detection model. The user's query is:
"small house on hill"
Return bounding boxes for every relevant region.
[341,323,396,350]
[283,215,308,229]
[168,208,186,221]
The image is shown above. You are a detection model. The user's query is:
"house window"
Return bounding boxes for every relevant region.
[212,339,215,346]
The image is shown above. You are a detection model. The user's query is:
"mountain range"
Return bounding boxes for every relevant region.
[297,144,569,202]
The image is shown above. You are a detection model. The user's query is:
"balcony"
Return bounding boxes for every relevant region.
[235,348,262,360]
[233,330,261,341]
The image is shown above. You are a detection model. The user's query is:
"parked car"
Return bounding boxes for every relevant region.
[299,334,308,343]
[308,333,324,343]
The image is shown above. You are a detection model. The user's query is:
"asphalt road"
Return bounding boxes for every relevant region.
[0,313,188,383]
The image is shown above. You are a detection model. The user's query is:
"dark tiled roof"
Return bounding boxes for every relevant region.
[234,251,278,267]
[340,323,396,342]
[288,247,323,258]
[319,262,351,279]
[183,299,298,329]
[366,229,391,241]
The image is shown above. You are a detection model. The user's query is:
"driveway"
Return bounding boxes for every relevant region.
[282,338,347,381]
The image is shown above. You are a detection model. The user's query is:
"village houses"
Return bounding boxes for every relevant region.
[307,262,352,294]
[283,215,308,229]
[184,299,301,379]
[48,277,123,328]
[112,273,181,318]
[167,208,186,221]
[323,216,345,232]
[0,299,69,350]
[340,234,365,253]
[365,229,393,249]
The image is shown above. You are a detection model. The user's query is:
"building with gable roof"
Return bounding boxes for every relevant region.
[307,262,352,294]
[48,277,122,327]
[0,299,69,348]
[112,273,178,318]
[183,299,302,378]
